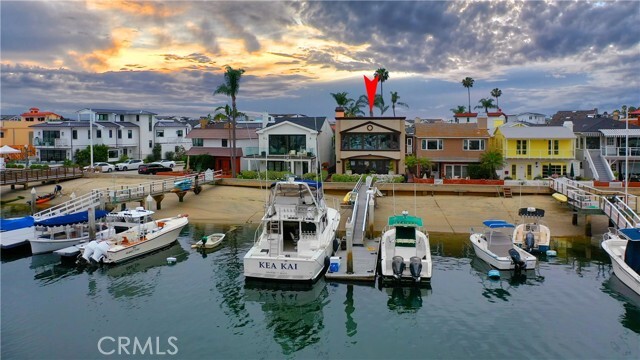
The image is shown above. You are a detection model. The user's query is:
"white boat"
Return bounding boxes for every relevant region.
[0,216,35,249]
[512,207,552,253]
[29,224,115,255]
[379,211,431,284]
[470,220,537,271]
[243,179,341,282]
[601,228,640,296]
[77,213,189,265]
[192,233,225,249]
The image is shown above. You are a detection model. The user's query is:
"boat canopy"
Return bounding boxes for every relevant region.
[518,207,545,217]
[109,208,155,219]
[0,216,35,231]
[269,179,322,189]
[483,220,515,228]
[619,228,640,274]
[388,214,423,227]
[34,210,110,227]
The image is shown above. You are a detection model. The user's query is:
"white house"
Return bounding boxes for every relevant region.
[514,112,547,125]
[186,125,259,174]
[154,119,192,157]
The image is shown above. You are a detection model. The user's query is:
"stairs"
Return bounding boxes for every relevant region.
[589,149,614,181]
[503,187,512,198]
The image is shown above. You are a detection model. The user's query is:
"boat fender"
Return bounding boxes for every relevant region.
[324,256,330,269]
[508,248,526,272]
[525,232,535,251]
[332,238,339,255]
[409,256,422,281]
[488,269,501,279]
[392,256,405,279]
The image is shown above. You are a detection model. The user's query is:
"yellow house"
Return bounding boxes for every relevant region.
[0,108,61,149]
[491,124,577,180]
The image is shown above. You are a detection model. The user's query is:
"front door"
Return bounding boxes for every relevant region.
[219,158,231,174]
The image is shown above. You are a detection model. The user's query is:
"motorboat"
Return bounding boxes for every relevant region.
[77,212,189,265]
[192,233,225,249]
[243,178,341,282]
[512,207,551,253]
[0,215,36,249]
[601,228,640,296]
[470,220,537,271]
[379,210,431,284]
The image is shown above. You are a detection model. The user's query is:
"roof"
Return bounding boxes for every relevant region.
[155,120,186,128]
[415,123,490,138]
[185,147,243,157]
[28,121,137,128]
[517,112,546,117]
[186,128,257,140]
[79,108,157,115]
[266,117,327,132]
[498,126,576,139]
[600,129,640,137]
[388,214,423,227]
[487,111,507,117]
[454,112,478,117]
[550,109,598,124]
[1,115,20,121]
[21,110,61,117]
[560,117,640,132]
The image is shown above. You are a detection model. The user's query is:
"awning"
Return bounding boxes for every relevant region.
[35,209,110,227]
[0,216,34,231]
[600,129,640,137]
[186,147,243,157]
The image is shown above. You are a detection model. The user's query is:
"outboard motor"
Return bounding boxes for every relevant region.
[525,231,535,251]
[391,256,405,279]
[78,240,98,264]
[508,248,526,274]
[409,256,422,282]
[90,241,110,264]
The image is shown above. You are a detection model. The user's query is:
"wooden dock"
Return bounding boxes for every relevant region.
[325,238,380,282]
[1,168,84,188]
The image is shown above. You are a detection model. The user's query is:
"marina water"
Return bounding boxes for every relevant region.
[2,223,639,359]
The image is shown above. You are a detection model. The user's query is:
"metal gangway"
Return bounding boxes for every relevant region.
[550,177,640,229]
[33,170,223,220]
[345,175,375,246]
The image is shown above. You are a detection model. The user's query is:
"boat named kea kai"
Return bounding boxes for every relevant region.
[512,207,551,253]
[77,212,188,265]
[380,211,432,284]
[470,220,537,271]
[243,178,340,282]
[601,228,640,296]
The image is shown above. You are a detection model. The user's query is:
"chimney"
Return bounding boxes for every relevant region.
[199,117,208,129]
[335,107,345,118]
[261,111,270,129]
[477,116,487,129]
[563,121,573,132]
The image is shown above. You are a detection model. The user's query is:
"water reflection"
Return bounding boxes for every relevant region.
[602,276,640,334]
[470,258,543,303]
[384,285,431,313]
[244,279,329,355]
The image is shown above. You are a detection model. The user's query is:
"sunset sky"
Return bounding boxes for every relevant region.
[1,0,638,120]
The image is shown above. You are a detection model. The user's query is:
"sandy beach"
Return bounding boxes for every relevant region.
[1,175,610,237]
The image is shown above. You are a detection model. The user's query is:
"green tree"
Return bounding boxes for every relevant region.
[461,77,474,114]
[491,88,502,108]
[475,98,497,113]
[621,105,628,118]
[405,155,432,176]
[330,92,352,107]
[152,143,162,161]
[480,149,504,180]
[450,105,467,115]
[74,144,109,166]
[374,94,389,116]
[390,91,409,116]
[214,65,245,177]
[374,68,389,103]
[344,100,365,117]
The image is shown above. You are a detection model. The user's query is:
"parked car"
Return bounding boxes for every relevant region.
[115,159,143,171]
[84,162,115,172]
[153,159,176,168]
[138,163,173,175]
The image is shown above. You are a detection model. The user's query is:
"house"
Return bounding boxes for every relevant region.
[244,116,333,176]
[185,123,258,174]
[569,117,640,181]
[414,121,490,179]
[154,119,192,156]
[334,108,406,175]
[514,112,547,125]
[550,108,599,125]
[491,123,577,180]
[0,108,61,149]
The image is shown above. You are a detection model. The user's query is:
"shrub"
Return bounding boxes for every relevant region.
[118,154,129,162]
[238,170,258,179]
[302,170,329,182]
[164,151,175,161]
[331,173,361,182]
[29,164,49,170]
[144,154,155,163]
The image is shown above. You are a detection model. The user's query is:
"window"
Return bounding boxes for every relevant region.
[269,135,306,155]
[119,115,125,122]
[0,131,4,138]
[26,117,34,122]
[148,118,152,131]
[108,150,119,159]
[463,139,485,151]
[422,139,443,150]
[87,130,91,139]
[606,137,615,146]
[406,138,413,154]
[136,115,140,122]
[156,130,164,137]
[38,117,45,122]
[548,140,559,155]
[96,130,102,138]
[222,139,228,147]
[516,140,527,155]
[349,159,392,174]
[117,129,122,139]
[192,138,203,147]
[128,130,132,139]
[72,130,77,140]
[149,140,153,148]
[177,130,183,137]
[109,129,113,138]
[445,164,468,178]
[341,133,399,151]
[527,164,532,178]
[543,164,566,177]
[40,149,66,161]
[512,164,517,178]
[97,114,108,121]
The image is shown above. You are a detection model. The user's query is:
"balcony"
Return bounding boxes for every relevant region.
[601,146,640,158]
[34,138,70,148]
[244,147,316,159]
[155,137,191,144]
[505,149,574,160]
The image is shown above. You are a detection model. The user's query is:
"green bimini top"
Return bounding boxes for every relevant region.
[388,213,423,227]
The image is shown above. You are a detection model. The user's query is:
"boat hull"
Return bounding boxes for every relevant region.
[0,226,35,249]
[380,229,432,284]
[244,245,333,283]
[29,228,115,255]
[602,239,640,296]
[470,233,537,270]
[513,223,551,253]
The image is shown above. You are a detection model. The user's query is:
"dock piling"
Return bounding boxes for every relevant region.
[153,194,165,209]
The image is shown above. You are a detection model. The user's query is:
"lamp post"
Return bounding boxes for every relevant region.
[90,111,94,169]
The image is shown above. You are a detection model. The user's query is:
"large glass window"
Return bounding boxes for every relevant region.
[516,140,527,155]
[97,114,108,121]
[348,159,391,174]
[463,139,485,151]
[269,135,306,155]
[128,130,133,139]
[41,149,65,161]
[548,140,559,155]
[445,164,468,178]
[342,133,399,151]
[421,139,443,150]
[42,130,60,146]
[192,138,203,146]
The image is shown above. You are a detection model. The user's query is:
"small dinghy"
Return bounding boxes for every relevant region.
[192,233,225,249]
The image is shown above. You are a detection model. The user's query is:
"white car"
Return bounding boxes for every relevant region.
[84,162,115,172]
[115,159,143,171]
[153,159,176,168]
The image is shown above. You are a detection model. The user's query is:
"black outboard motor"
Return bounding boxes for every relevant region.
[525,231,535,251]
[508,248,526,274]
[409,256,422,282]
[392,256,405,279]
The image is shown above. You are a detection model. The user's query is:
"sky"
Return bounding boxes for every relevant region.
[1,0,639,121]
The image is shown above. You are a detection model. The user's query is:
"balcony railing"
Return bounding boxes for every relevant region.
[244,147,316,158]
[505,150,574,159]
[34,138,70,148]
[601,147,640,157]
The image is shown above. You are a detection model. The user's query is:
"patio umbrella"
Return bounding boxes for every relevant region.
[0,145,20,155]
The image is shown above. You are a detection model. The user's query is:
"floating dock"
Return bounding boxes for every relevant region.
[325,238,379,282]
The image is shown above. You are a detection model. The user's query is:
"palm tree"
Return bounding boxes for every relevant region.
[450,105,467,115]
[213,105,246,156]
[374,94,389,116]
[344,100,365,117]
[491,88,502,108]
[461,77,474,114]
[622,105,628,119]
[330,92,351,108]
[475,98,497,113]
[214,65,245,177]
[390,91,409,116]
[480,149,504,180]
[374,68,389,104]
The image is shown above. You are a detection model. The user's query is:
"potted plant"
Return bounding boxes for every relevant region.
[388,161,395,175]
[345,161,352,175]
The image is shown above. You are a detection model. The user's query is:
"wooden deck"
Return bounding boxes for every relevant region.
[1,168,83,187]
[325,238,379,282]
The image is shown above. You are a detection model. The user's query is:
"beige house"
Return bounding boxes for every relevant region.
[334,108,406,175]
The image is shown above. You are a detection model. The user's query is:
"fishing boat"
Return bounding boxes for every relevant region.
[192,233,225,249]
[379,211,431,284]
[512,207,552,253]
[77,213,189,265]
[243,178,341,282]
[470,220,537,271]
[601,228,640,296]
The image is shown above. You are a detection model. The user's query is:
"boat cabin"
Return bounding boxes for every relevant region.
[619,228,640,274]
[388,212,424,247]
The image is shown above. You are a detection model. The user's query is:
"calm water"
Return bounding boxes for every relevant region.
[1,223,639,359]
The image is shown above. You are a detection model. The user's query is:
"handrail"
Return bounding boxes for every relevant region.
[599,152,616,181]
[585,149,599,180]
